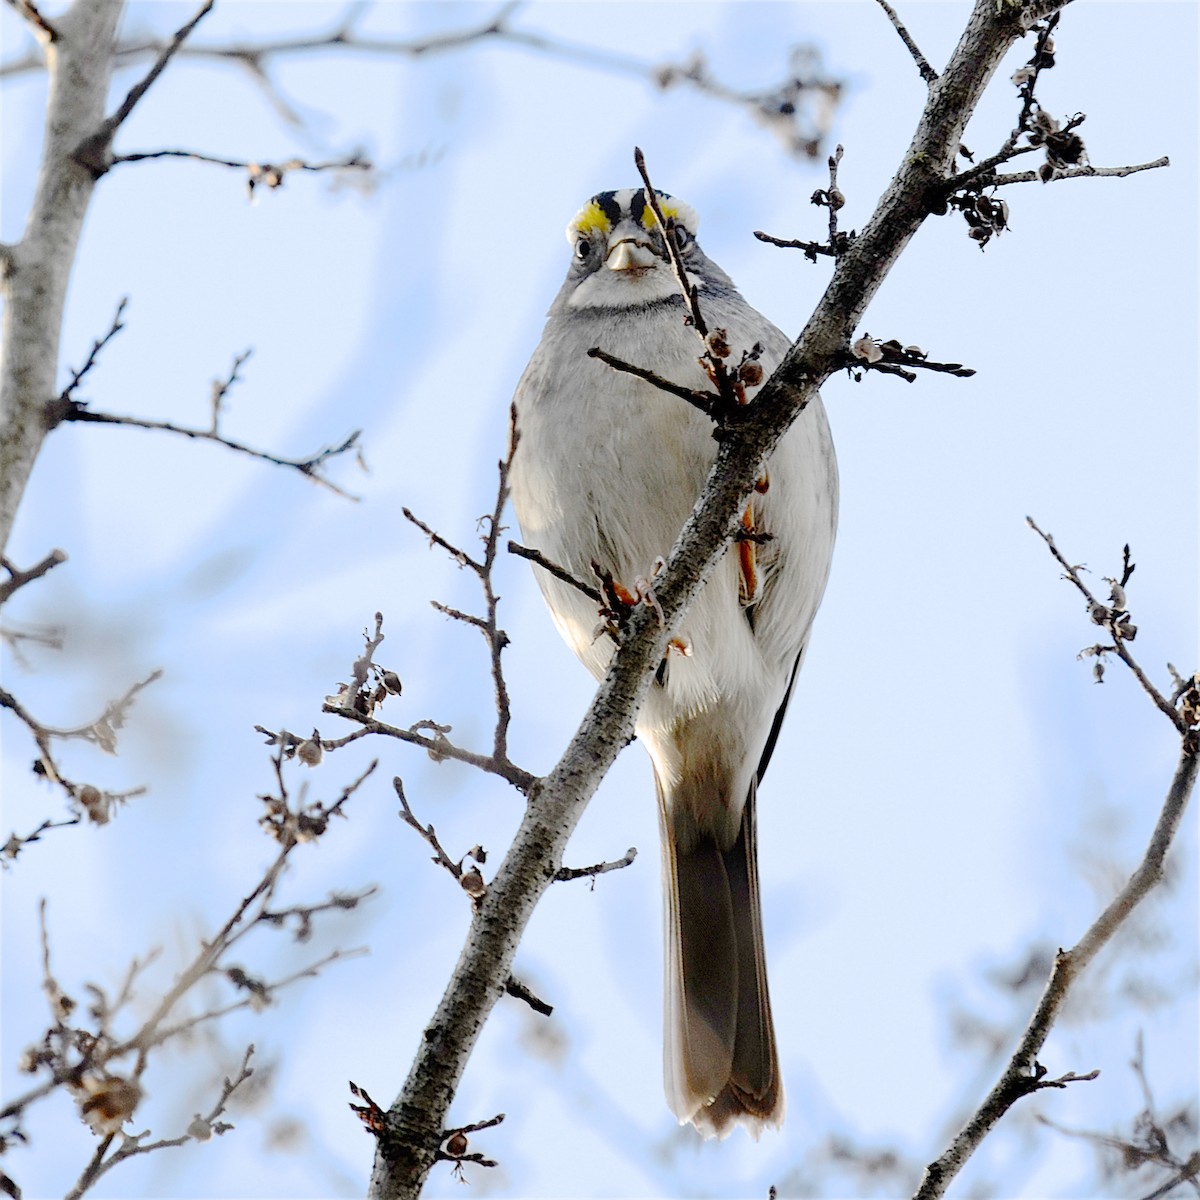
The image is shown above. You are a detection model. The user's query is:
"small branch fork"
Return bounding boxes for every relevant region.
[63,1046,256,1200]
[351,1083,505,1178]
[755,144,856,262]
[0,669,160,829]
[392,777,553,1017]
[73,0,216,177]
[635,148,758,422]
[1026,520,1193,734]
[43,307,363,498]
[585,150,775,435]
[913,531,1198,1200]
[62,1,375,189]
[322,419,534,789]
[935,13,1168,246]
[1037,1033,1200,1200]
[0,548,66,605]
[2,744,373,1174]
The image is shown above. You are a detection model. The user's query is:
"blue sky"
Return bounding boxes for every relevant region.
[1,3,1196,1196]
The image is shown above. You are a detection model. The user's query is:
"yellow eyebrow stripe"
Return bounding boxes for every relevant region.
[571,200,612,238]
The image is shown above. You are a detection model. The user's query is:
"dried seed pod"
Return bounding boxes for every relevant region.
[851,334,882,363]
[296,738,324,767]
[460,867,486,899]
[738,360,764,387]
[706,329,731,359]
[188,1114,214,1142]
[77,1075,142,1136]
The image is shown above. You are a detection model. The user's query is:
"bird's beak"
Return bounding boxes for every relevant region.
[606,220,659,273]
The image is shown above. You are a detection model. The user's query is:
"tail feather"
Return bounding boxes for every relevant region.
[660,781,783,1138]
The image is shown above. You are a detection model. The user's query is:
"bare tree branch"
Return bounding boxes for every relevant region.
[585,347,717,418]
[990,157,1170,187]
[1,751,373,1144]
[506,541,603,605]
[913,529,1198,1200]
[56,298,128,404]
[1027,520,1185,731]
[554,847,638,885]
[52,403,362,499]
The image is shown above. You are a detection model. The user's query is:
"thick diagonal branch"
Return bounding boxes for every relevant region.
[366,4,1056,1196]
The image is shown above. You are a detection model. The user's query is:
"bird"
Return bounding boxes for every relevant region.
[509,186,838,1138]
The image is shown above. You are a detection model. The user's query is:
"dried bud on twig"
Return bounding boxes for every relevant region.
[76,784,111,825]
[460,867,486,900]
[76,1074,142,1136]
[851,334,883,363]
[187,1113,214,1142]
[705,329,731,358]
[738,360,764,387]
[296,737,323,767]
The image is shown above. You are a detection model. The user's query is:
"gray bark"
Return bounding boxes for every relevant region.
[0,0,124,557]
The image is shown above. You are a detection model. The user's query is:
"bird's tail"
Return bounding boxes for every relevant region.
[659,779,784,1138]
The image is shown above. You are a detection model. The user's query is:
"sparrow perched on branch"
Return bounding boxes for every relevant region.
[510,186,838,1137]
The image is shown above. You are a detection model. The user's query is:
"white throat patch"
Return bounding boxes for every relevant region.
[568,263,700,310]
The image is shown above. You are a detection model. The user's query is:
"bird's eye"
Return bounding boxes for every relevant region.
[575,238,591,260]
[672,226,692,250]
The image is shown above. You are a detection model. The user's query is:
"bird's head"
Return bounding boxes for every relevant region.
[557,187,727,311]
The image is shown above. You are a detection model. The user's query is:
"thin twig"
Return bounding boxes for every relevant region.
[752,229,838,259]
[990,157,1170,187]
[479,404,518,763]
[57,298,128,404]
[554,847,638,884]
[874,0,938,84]
[506,541,603,604]
[1027,520,1184,731]
[634,148,741,416]
[57,406,362,499]
[106,1,215,133]
[504,978,552,1017]
[64,1046,256,1199]
[393,777,468,882]
[2,816,80,865]
[586,348,717,418]
[110,148,372,192]
[401,425,524,767]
